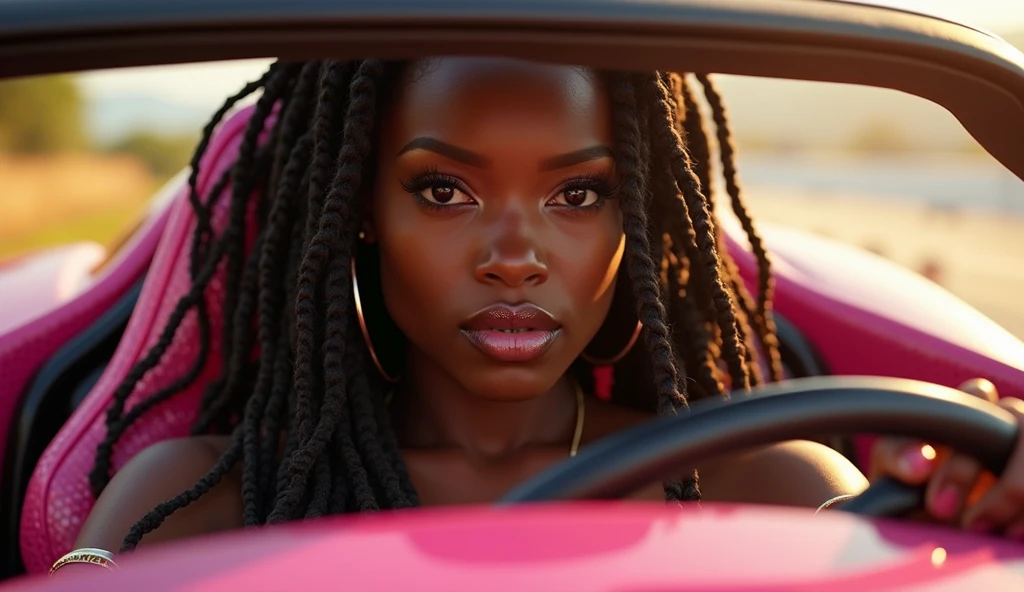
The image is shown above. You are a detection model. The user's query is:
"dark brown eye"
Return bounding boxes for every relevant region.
[563,188,588,206]
[549,187,599,208]
[404,172,475,207]
[431,185,455,203]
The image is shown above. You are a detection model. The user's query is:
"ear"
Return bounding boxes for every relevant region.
[361,222,378,243]
[360,195,378,243]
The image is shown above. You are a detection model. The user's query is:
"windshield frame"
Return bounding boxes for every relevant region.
[1,0,1023,180]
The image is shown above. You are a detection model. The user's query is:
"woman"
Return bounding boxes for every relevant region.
[57,57,1024,573]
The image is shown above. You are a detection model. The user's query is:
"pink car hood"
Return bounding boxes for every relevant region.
[6,503,1024,591]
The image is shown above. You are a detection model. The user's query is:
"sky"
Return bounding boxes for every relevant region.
[77,0,1024,111]
[860,0,1024,30]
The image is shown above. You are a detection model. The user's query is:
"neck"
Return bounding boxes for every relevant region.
[394,353,578,462]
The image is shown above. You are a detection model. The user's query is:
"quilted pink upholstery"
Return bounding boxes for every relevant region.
[0,192,170,497]
[19,106,258,573]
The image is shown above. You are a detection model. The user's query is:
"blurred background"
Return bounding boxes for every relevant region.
[2,1,1024,335]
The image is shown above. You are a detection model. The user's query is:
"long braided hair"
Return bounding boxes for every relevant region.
[88,60,782,551]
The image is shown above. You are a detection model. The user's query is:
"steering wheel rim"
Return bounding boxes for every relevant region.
[500,377,1019,516]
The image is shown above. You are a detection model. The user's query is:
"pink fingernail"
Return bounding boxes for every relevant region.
[898,446,936,478]
[932,486,959,520]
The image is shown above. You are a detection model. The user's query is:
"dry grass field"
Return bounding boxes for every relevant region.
[0,154,156,259]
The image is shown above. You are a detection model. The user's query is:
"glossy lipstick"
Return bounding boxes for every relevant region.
[461,303,560,363]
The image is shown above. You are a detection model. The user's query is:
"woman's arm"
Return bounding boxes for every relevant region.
[74,435,242,553]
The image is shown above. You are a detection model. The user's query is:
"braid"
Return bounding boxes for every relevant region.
[330,387,378,513]
[675,75,764,387]
[607,73,700,502]
[195,64,303,430]
[646,74,751,392]
[601,70,780,498]
[646,76,726,398]
[695,74,784,382]
[171,68,275,442]
[345,346,415,509]
[90,232,231,496]
[608,73,683,410]
[120,430,244,552]
[239,132,314,522]
[259,179,312,512]
[290,61,354,453]
[270,60,388,522]
[87,63,285,496]
[232,66,320,524]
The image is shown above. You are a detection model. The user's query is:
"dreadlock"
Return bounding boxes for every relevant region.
[89,59,782,551]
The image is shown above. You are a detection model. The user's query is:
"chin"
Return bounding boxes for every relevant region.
[463,367,565,403]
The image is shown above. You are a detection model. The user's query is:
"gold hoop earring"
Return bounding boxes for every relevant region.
[581,321,642,366]
[351,254,401,383]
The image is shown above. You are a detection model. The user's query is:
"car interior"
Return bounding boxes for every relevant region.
[2,0,1024,581]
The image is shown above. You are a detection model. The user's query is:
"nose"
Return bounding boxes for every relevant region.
[474,209,549,288]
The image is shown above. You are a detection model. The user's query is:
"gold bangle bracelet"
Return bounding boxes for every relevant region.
[48,548,119,576]
[814,494,857,515]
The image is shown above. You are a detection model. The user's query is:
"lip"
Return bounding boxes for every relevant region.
[461,303,561,363]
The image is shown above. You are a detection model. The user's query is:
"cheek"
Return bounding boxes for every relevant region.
[380,239,457,321]
[554,211,624,331]
[373,198,464,338]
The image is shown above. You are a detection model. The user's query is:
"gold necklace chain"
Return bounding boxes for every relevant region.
[570,381,586,457]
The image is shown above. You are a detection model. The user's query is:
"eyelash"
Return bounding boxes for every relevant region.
[400,168,618,214]
[551,172,618,214]
[400,167,475,212]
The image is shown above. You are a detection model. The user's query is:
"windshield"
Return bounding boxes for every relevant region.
[3,50,1024,337]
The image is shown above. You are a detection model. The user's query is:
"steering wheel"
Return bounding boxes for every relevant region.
[500,377,1020,517]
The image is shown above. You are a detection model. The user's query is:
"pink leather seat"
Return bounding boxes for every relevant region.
[19,106,257,574]
[19,102,1024,574]
[0,186,171,497]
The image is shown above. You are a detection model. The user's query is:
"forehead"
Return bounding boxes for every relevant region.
[385,58,612,147]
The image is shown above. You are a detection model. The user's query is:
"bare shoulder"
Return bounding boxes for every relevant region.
[583,399,868,508]
[699,440,869,508]
[75,435,242,552]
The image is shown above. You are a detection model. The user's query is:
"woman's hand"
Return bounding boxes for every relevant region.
[870,379,1024,539]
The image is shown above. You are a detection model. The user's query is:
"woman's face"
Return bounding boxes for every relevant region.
[372,58,623,401]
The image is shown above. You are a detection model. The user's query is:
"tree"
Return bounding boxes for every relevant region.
[0,75,86,153]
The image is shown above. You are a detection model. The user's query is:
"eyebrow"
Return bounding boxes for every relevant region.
[397,137,490,168]
[539,145,614,171]
[397,137,614,171]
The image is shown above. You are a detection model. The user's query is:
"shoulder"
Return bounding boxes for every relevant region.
[699,440,869,508]
[131,434,231,466]
[114,435,235,491]
[76,435,242,551]
[584,399,868,508]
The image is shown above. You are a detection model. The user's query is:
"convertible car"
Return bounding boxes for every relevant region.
[1,0,1024,589]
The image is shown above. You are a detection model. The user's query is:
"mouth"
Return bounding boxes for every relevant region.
[460,303,561,363]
